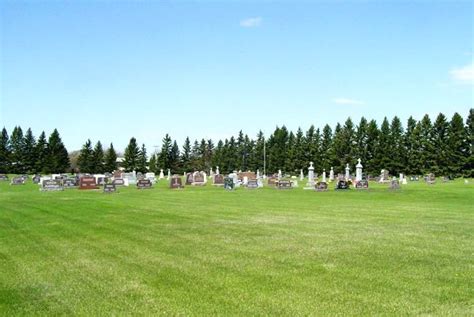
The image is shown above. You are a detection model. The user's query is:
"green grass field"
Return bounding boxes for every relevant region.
[0,178,473,316]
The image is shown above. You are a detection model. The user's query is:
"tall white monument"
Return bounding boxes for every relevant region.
[308,162,315,185]
[329,167,334,182]
[159,169,164,179]
[322,169,326,182]
[356,158,363,182]
[345,164,350,181]
[300,169,304,181]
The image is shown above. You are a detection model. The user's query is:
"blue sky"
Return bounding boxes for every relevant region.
[1,0,472,152]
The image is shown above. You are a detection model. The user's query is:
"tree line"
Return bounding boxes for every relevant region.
[1,109,473,177]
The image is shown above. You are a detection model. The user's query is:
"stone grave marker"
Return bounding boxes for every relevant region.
[192,171,206,186]
[41,179,64,191]
[213,174,224,186]
[137,179,152,189]
[63,178,78,188]
[224,177,234,190]
[32,174,41,184]
[11,176,25,185]
[79,176,98,190]
[315,181,328,191]
[426,173,436,184]
[267,176,277,186]
[336,179,350,190]
[355,179,369,190]
[112,178,125,186]
[277,180,292,189]
[103,183,117,193]
[0,174,9,181]
[390,178,400,190]
[186,173,194,185]
[96,176,108,186]
[247,179,258,189]
[170,175,184,189]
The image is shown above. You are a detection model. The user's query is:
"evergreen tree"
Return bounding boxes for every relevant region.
[419,114,435,174]
[285,131,296,173]
[104,143,118,173]
[405,117,423,175]
[465,108,474,177]
[293,128,306,171]
[331,123,343,172]
[375,117,391,173]
[158,134,173,170]
[389,116,404,175]
[10,126,25,173]
[432,113,450,175]
[191,140,201,171]
[320,124,333,171]
[170,140,181,173]
[45,129,69,173]
[304,125,318,168]
[123,137,140,172]
[148,153,157,173]
[35,131,48,174]
[92,141,104,173]
[447,112,468,177]
[365,119,379,175]
[23,128,36,173]
[77,139,94,173]
[253,131,265,173]
[354,117,368,164]
[137,144,148,173]
[268,126,289,173]
[212,140,224,170]
[0,128,11,173]
[181,137,192,172]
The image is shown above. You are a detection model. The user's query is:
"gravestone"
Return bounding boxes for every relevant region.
[170,175,184,189]
[390,179,400,190]
[32,174,41,184]
[224,177,234,190]
[103,184,117,193]
[186,173,194,185]
[113,170,123,178]
[426,173,436,184]
[329,167,334,182]
[336,180,350,190]
[145,172,156,183]
[123,173,137,185]
[213,174,224,186]
[267,176,277,186]
[247,179,258,189]
[136,172,145,180]
[345,164,350,180]
[0,174,9,181]
[356,159,363,182]
[112,178,125,186]
[192,171,206,186]
[379,169,390,183]
[277,180,292,189]
[104,172,112,178]
[315,181,328,191]
[239,172,256,182]
[79,176,98,190]
[41,179,64,191]
[137,179,152,189]
[355,179,369,190]
[63,178,78,188]
[96,177,108,186]
[11,177,25,185]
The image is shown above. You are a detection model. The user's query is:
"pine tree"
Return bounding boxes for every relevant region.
[354,117,368,164]
[148,153,157,174]
[405,117,422,175]
[432,113,450,175]
[447,112,468,177]
[293,128,306,171]
[253,131,265,173]
[304,125,317,168]
[465,108,474,177]
[170,140,181,173]
[331,123,343,172]
[123,137,140,172]
[77,139,94,173]
[0,128,11,173]
[35,131,48,174]
[137,144,147,173]
[320,124,333,171]
[45,129,70,173]
[181,137,192,172]
[10,126,25,173]
[365,119,379,175]
[23,128,36,174]
[375,117,391,173]
[104,143,118,173]
[92,141,104,173]
[158,134,172,170]
[389,116,404,175]
[285,131,296,173]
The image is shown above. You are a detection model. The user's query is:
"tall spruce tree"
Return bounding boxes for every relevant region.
[23,128,36,173]
[320,124,333,171]
[447,112,468,177]
[77,139,94,173]
[10,126,25,173]
[419,114,435,174]
[104,143,118,173]
[45,129,69,173]
[465,108,474,177]
[181,137,192,172]
[170,140,181,173]
[35,131,48,174]
[389,116,404,175]
[137,144,147,173]
[0,128,11,173]
[92,141,104,173]
[365,119,379,175]
[375,117,392,173]
[432,113,450,175]
[123,137,140,172]
[354,117,368,164]
[158,134,173,170]
[405,117,423,175]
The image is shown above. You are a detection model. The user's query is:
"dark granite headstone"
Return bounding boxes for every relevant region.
[186,173,193,185]
[137,179,152,189]
[79,176,98,190]
[224,177,234,190]
[96,177,108,186]
[0,174,9,181]
[277,180,292,189]
[63,178,78,188]
[41,179,64,191]
[213,174,224,185]
[170,176,184,189]
[355,179,369,189]
[103,184,117,193]
[32,175,41,184]
[315,181,328,191]
[193,172,205,185]
[336,180,350,190]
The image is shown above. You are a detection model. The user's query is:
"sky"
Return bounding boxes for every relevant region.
[1,0,472,152]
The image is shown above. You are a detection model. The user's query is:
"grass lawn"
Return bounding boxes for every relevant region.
[0,178,473,315]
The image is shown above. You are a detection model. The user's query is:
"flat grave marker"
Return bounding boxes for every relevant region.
[315,181,328,191]
[137,179,152,189]
[103,184,117,193]
[79,176,99,190]
[11,177,25,185]
[336,180,350,190]
[355,179,369,190]
[277,180,292,189]
[41,179,64,191]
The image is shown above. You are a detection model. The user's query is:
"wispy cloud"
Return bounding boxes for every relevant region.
[240,17,262,28]
[450,63,473,84]
[332,98,365,105]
